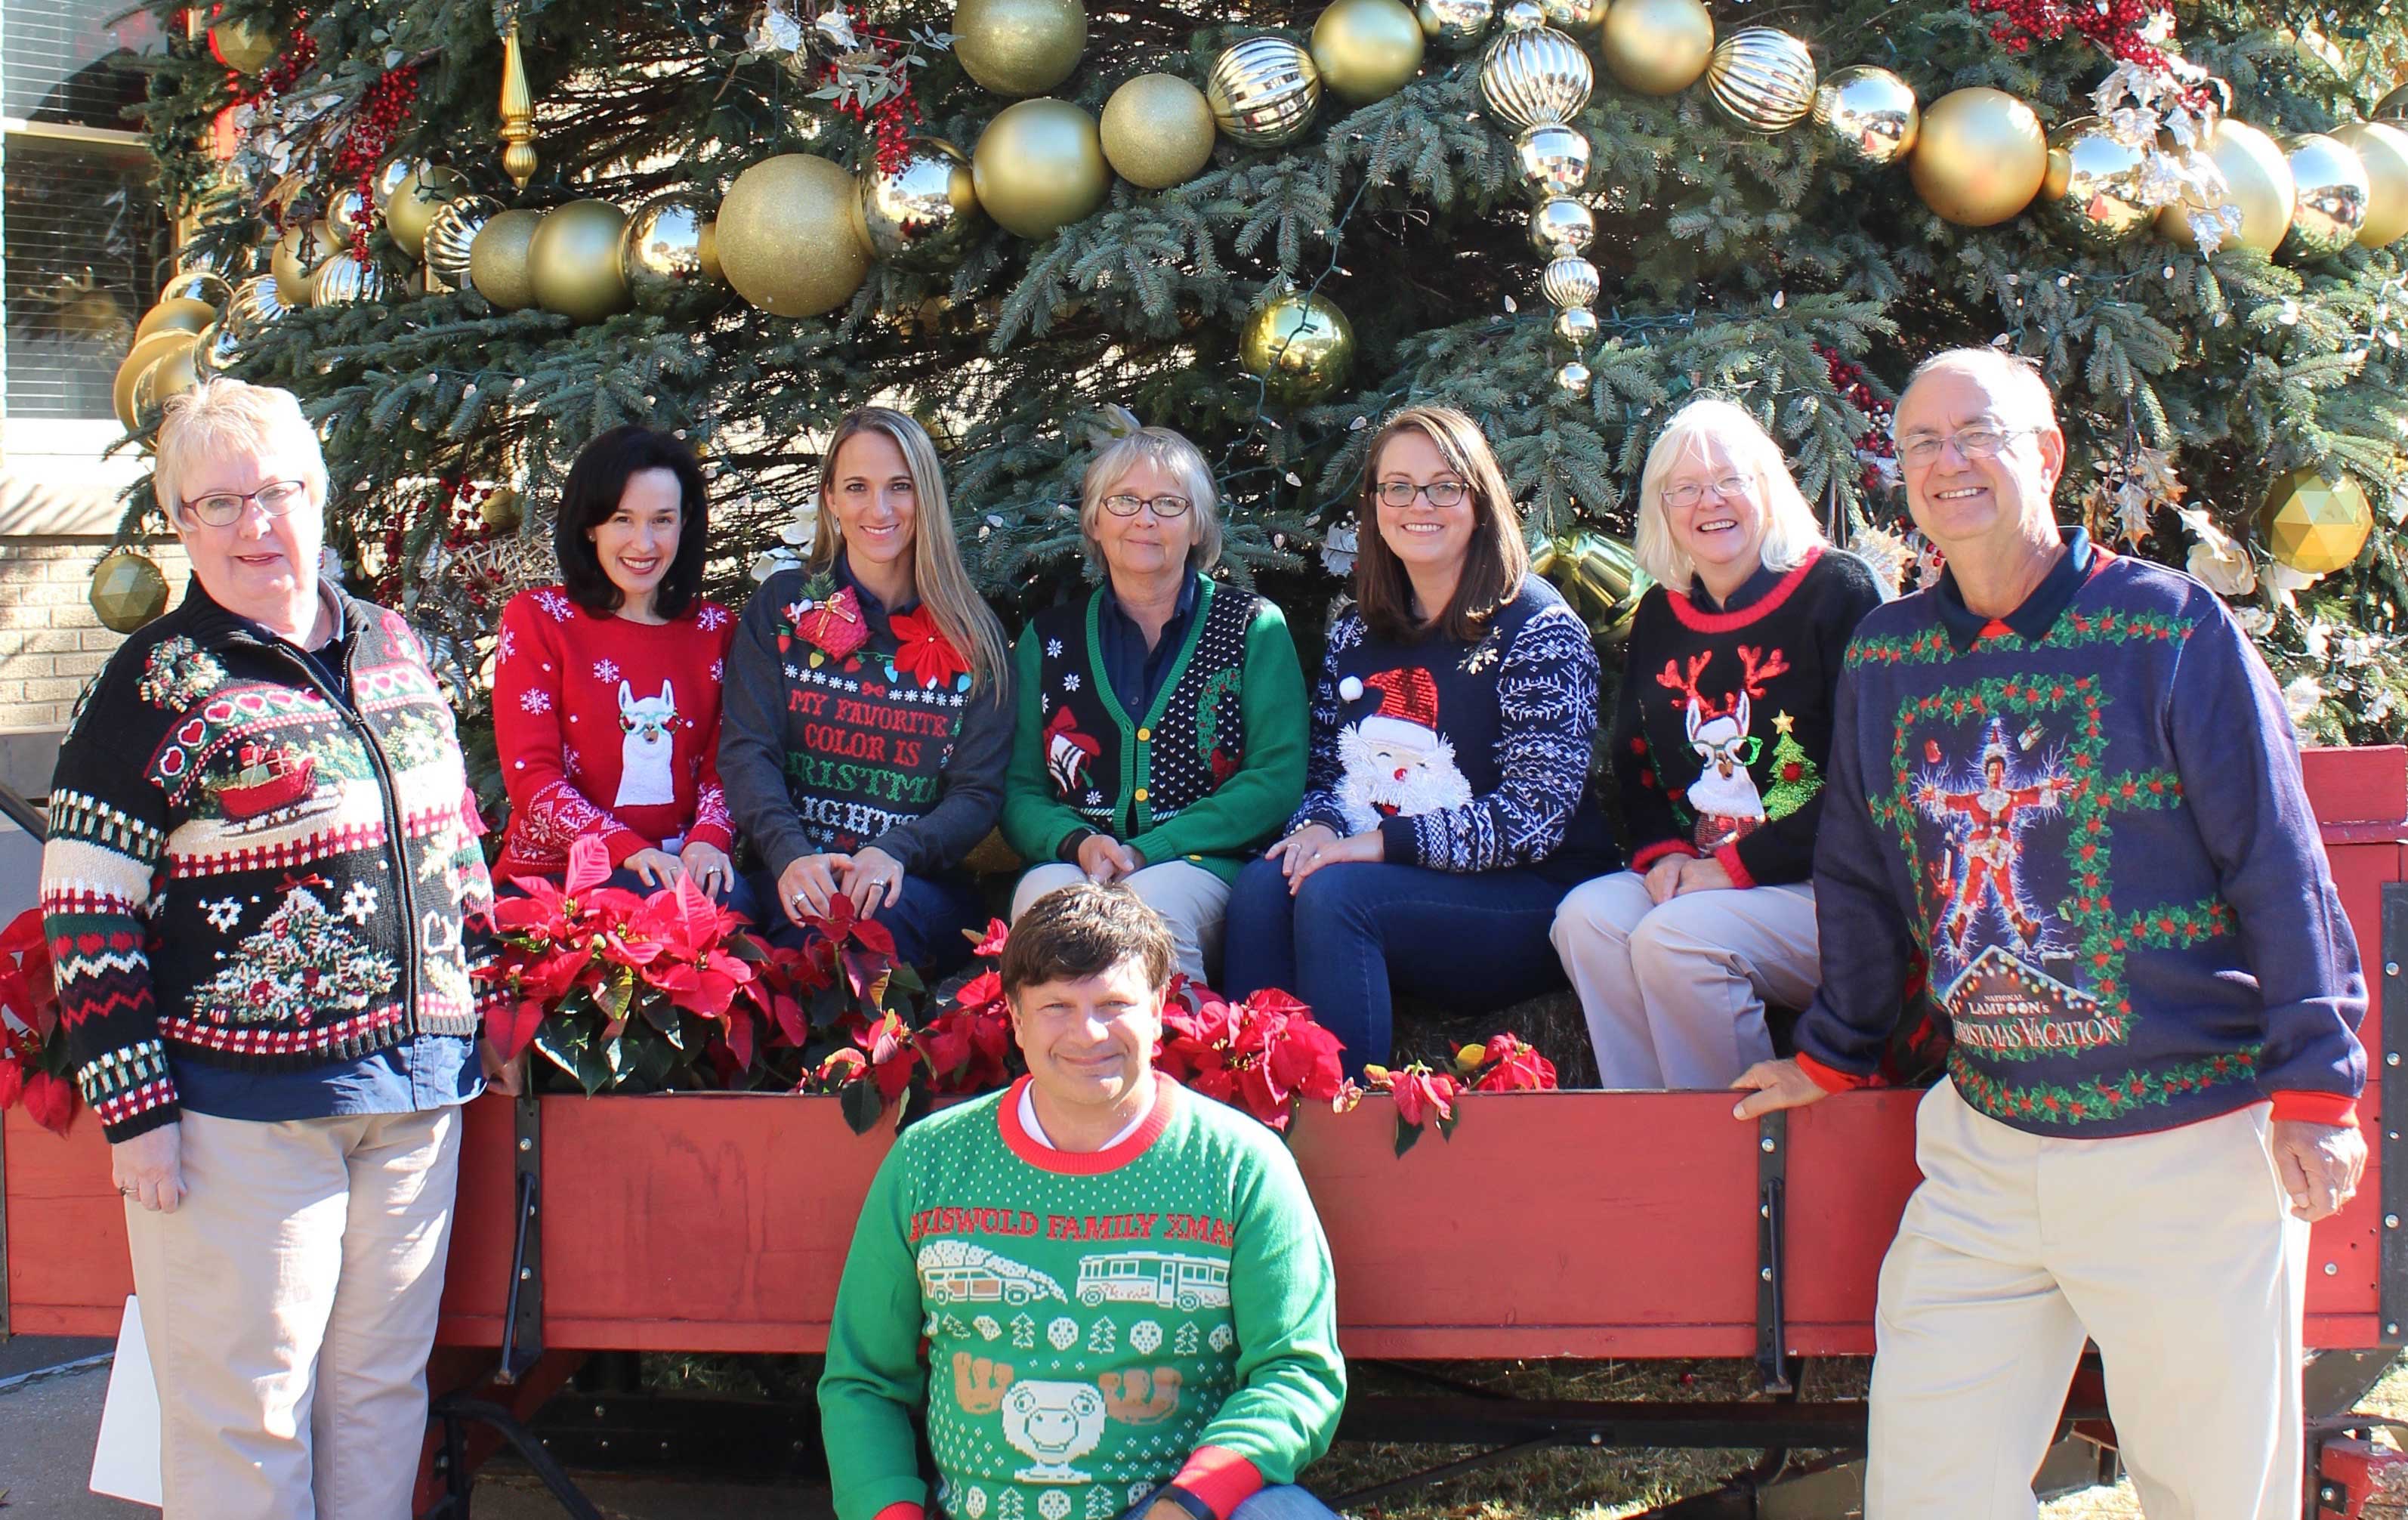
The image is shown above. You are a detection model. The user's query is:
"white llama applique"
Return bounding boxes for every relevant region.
[614,678,679,807]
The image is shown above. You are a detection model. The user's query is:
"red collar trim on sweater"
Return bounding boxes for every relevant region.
[1663,546,1824,633]
[999,1072,1178,1174]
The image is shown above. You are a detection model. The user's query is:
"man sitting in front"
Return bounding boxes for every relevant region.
[821,882,1348,1520]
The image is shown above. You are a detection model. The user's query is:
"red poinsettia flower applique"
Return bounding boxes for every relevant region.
[889,606,970,689]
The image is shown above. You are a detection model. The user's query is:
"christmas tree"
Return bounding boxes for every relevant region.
[191,886,399,1029]
[113,0,2408,753]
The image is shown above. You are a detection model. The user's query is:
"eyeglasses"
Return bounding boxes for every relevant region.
[1660,475,1755,510]
[1101,493,1192,518]
[181,479,310,527]
[1896,425,2033,467]
[1375,479,1469,509]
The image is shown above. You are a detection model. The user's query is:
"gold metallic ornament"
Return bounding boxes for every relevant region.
[1540,253,1598,308]
[1554,359,1591,399]
[857,137,986,264]
[528,199,632,322]
[135,298,217,344]
[158,270,233,309]
[1479,24,1591,131]
[1207,36,1323,148]
[620,191,731,320]
[310,250,399,306]
[1514,121,1590,199]
[1705,27,1816,134]
[1416,0,1494,49]
[1499,0,1545,29]
[1311,0,1426,106]
[1239,289,1355,403]
[326,185,372,244]
[113,331,195,434]
[952,0,1086,95]
[716,154,872,317]
[372,156,425,213]
[1907,88,2046,227]
[1101,74,1218,188]
[1811,65,1918,168]
[132,343,202,437]
[2279,133,2371,261]
[191,320,243,378]
[387,163,469,260]
[2039,116,2152,249]
[1554,305,1598,343]
[208,17,276,75]
[468,207,545,310]
[499,23,539,190]
[2261,467,2372,574]
[971,97,1110,239]
[222,273,286,341]
[89,550,170,635]
[1528,194,1594,255]
[2153,119,2293,254]
[481,487,526,533]
[2331,122,2408,246]
[1598,0,1712,97]
[272,220,342,306]
[2378,82,2408,124]
[1539,0,1605,29]
[424,193,501,292]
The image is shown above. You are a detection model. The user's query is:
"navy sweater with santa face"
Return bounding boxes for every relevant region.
[1792,531,2366,1137]
[1291,575,1618,882]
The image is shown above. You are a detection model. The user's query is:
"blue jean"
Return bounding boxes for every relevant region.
[1221,857,1575,1072]
[744,866,986,977]
[1123,1485,1341,1520]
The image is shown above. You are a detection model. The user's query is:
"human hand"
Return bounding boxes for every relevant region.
[1077,833,1142,885]
[1282,830,1382,894]
[679,840,734,898]
[779,852,854,924]
[2271,1118,2366,1222]
[841,846,908,918]
[1267,823,1340,884]
[480,1039,527,1098]
[1672,857,1735,896]
[1730,1058,1831,1120]
[1643,852,1691,905]
[624,848,684,889]
[112,1123,185,1213]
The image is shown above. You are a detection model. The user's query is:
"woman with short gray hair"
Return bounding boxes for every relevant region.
[999,426,1307,981]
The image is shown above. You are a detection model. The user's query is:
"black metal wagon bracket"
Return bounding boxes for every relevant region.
[501,1089,545,1385]
[1756,1110,1792,1397]
[2381,882,2408,1347]
[423,1394,608,1520]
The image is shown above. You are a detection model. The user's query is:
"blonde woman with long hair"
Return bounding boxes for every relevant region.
[721,406,1012,974]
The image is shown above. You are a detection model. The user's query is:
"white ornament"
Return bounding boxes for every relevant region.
[1338,675,1364,701]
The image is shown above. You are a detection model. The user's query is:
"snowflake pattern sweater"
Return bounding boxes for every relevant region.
[820,1074,1345,1520]
[1792,533,2366,1136]
[1292,575,1616,879]
[489,586,737,880]
[1613,548,1884,888]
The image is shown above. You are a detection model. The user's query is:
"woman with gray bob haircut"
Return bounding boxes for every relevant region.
[999,425,1309,981]
[39,377,501,1515]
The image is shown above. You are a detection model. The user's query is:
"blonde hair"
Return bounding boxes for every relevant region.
[153,378,328,523]
[812,406,1008,699]
[1903,347,2058,432]
[1354,404,1531,643]
[1633,396,1828,591]
[1079,427,1224,574]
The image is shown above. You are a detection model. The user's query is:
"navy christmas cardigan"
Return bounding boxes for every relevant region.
[1792,532,2366,1136]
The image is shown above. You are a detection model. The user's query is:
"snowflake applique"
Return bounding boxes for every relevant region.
[534,589,574,620]
[783,664,801,680]
[202,896,244,933]
[711,658,724,683]
[592,658,622,684]
[519,688,552,714]
[1046,638,1064,657]
[499,628,517,660]
[1084,790,1104,808]
[1061,672,1081,693]
[340,882,379,925]
[698,605,730,631]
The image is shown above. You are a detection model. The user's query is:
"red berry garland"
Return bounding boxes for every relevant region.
[329,65,419,260]
[815,8,925,176]
[1815,341,1896,494]
[1968,0,2170,70]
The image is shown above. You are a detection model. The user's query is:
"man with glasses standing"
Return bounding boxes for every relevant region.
[1733,348,2366,1518]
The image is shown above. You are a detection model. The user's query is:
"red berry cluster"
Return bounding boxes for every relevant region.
[249,13,318,100]
[1816,341,1897,494]
[368,476,502,607]
[817,12,924,175]
[1969,0,2170,71]
[329,65,420,260]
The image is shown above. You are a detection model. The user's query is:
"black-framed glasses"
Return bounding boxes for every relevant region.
[1895,425,2033,467]
[1101,493,1192,518]
[1375,479,1469,509]
[181,479,311,527]
[1660,475,1756,510]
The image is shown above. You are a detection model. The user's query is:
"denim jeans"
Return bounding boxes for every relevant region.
[744,866,986,977]
[1220,857,1574,1072]
[1122,1484,1342,1520]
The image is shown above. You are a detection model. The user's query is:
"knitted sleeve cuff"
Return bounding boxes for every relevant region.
[1795,1051,1875,1094]
[872,1503,925,1520]
[2269,1091,2360,1127]
[1169,1446,1265,1520]
[1629,839,1702,873]
[602,826,653,867]
[684,820,735,853]
[1059,826,1097,863]
[1712,842,1758,890]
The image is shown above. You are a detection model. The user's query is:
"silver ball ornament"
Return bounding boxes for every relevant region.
[1705,27,1817,134]
[1554,305,1598,344]
[1554,360,1592,399]
[372,156,426,213]
[1479,24,1592,131]
[1539,0,1605,27]
[1415,0,1495,50]
[1811,64,1919,168]
[2038,116,2151,249]
[1207,36,1323,149]
[620,191,733,320]
[1500,0,1545,29]
[1528,195,1595,256]
[856,137,985,267]
[1539,255,1599,309]
[1514,122,1590,199]
[326,185,373,243]
[2280,132,2372,261]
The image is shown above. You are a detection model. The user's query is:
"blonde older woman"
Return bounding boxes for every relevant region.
[1001,427,1307,981]
[39,378,499,1515]
[1551,396,1883,1089]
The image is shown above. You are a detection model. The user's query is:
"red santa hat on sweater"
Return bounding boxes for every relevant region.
[1341,667,1442,750]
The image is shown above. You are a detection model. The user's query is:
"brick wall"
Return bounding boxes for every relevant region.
[0,536,191,798]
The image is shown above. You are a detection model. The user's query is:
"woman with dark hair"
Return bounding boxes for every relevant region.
[490,425,746,904]
[1220,405,1618,1069]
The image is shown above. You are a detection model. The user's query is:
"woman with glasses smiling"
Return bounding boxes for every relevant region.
[1550,396,1883,1091]
[1000,426,1307,981]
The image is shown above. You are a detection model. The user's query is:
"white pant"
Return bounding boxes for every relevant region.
[1869,1080,2308,1519]
[1011,859,1232,983]
[1549,871,1820,1089]
[122,1106,464,1520]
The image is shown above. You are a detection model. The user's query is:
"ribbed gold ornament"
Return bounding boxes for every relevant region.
[1311,0,1426,106]
[388,163,470,259]
[716,154,872,317]
[499,23,538,190]
[952,0,1086,95]
[468,207,546,310]
[1101,74,1217,188]
[1704,27,1816,134]
[1207,36,1323,148]
[222,274,286,341]
[2261,467,2372,574]
[1539,254,1599,309]
[1479,24,1592,131]
[90,550,170,634]
[972,97,1110,239]
[2332,121,2408,246]
[2039,116,2152,249]
[310,250,399,306]
[424,194,501,291]
[1907,87,2045,227]
[1811,65,1918,168]
[272,220,343,306]
[620,191,731,320]
[529,199,632,321]
[1598,0,1712,97]
[1240,289,1355,403]
[2153,119,2292,253]
[2279,133,2371,261]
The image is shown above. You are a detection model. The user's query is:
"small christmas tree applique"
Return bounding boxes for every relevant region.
[1761,712,1824,822]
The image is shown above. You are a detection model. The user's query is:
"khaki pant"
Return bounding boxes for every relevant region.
[1550,871,1820,1089]
[122,1106,463,1520]
[1013,860,1232,983]
[1869,1080,2308,1519]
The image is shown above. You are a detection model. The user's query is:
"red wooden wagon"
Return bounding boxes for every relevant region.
[11,746,2408,1518]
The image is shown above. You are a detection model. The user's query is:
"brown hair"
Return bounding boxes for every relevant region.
[1000,882,1176,998]
[1352,404,1530,643]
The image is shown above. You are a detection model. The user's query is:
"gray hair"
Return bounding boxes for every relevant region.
[1079,426,1223,573]
[1901,348,2058,433]
[1632,396,1829,591]
[153,378,328,522]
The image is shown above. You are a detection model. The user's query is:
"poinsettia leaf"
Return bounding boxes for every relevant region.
[627,1028,678,1090]
[1392,1113,1423,1158]
[838,1074,884,1135]
[563,834,613,897]
[23,1069,74,1135]
[724,1007,756,1072]
[1436,1107,1461,1142]
[595,969,634,1023]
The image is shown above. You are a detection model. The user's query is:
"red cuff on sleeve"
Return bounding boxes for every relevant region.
[872,1503,925,1520]
[602,827,652,867]
[685,820,735,853]
[1629,839,1703,873]
[1796,1050,1875,1094]
[1712,842,1758,891]
[2270,1091,2360,1127]
[1170,1445,1265,1520]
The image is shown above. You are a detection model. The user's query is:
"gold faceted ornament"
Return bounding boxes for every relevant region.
[131,343,202,437]
[372,156,426,213]
[1416,0,1494,48]
[90,549,170,635]
[424,193,501,292]
[1239,289,1355,404]
[1207,36,1323,148]
[952,0,1086,95]
[135,298,217,344]
[2261,467,2373,575]
[2330,121,2408,246]
[158,269,233,309]
[208,16,277,76]
[1706,28,1816,134]
[529,199,633,322]
[716,154,872,317]
[1812,65,1918,168]
[1514,122,1590,199]
[113,331,196,434]
[326,184,372,244]
[222,273,286,340]
[1598,0,1712,97]
[1479,24,1592,131]
[1311,0,1426,106]
[620,191,731,320]
[856,137,986,265]
[271,220,343,306]
[387,163,470,260]
[1101,74,1217,188]
[971,97,1110,239]
[468,207,545,310]
[2378,81,2408,124]
[1528,193,1595,255]
[2279,133,2371,261]
[1908,87,2046,227]
[2154,119,2292,254]
[2039,116,2152,249]
[1540,253,1599,308]
[310,250,399,306]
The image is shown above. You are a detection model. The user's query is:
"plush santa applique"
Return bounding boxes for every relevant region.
[1335,667,1473,832]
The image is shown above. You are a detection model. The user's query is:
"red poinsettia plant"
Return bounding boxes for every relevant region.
[1156,985,1346,1132]
[1341,1030,1560,1156]
[0,908,77,1135]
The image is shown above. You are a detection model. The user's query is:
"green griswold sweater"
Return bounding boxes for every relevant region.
[820,1074,1346,1520]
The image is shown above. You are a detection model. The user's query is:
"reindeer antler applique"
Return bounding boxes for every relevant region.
[954,1352,1017,1415]
[1656,652,1715,705]
[1734,644,1791,697]
[1097,1367,1183,1425]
